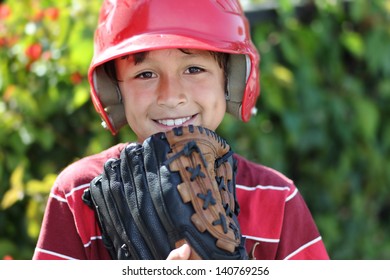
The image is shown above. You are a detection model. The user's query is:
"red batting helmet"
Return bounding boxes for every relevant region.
[88,0,260,135]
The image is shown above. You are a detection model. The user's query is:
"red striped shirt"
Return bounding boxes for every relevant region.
[33,143,329,260]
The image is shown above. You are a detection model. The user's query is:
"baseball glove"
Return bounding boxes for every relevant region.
[83,125,248,260]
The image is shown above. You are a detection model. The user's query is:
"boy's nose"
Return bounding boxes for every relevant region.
[157,75,187,108]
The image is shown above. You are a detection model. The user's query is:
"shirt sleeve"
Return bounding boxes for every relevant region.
[275,190,329,260]
[32,173,112,259]
[32,191,88,260]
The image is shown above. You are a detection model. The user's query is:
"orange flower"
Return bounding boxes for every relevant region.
[45,7,59,21]
[25,43,42,61]
[0,37,6,47]
[70,72,83,84]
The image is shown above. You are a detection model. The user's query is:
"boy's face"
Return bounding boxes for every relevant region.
[116,49,226,142]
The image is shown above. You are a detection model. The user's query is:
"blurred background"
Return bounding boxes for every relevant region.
[0,0,389,259]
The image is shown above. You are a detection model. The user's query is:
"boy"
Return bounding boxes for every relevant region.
[33,0,329,260]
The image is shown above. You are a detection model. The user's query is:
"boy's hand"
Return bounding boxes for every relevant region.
[166,244,191,260]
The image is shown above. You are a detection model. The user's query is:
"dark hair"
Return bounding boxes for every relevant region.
[103,49,229,86]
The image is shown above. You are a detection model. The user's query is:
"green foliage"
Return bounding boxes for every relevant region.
[1,0,389,259]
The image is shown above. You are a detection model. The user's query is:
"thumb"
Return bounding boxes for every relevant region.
[166,244,191,260]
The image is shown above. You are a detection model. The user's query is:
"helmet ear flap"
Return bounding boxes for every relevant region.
[226,54,248,120]
[104,104,127,131]
[93,66,127,133]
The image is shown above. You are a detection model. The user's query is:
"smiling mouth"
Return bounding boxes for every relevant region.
[156,116,192,126]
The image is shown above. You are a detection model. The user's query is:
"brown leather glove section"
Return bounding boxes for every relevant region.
[165,126,240,256]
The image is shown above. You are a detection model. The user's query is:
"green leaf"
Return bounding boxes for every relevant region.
[26,173,56,195]
[71,85,90,110]
[352,97,379,141]
[1,164,25,209]
[341,31,364,58]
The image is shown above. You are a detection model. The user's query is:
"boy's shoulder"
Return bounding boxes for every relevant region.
[234,153,295,188]
[54,143,127,193]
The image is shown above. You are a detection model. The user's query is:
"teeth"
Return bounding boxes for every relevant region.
[158,116,191,126]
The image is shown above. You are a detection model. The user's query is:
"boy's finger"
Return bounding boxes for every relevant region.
[166,244,191,260]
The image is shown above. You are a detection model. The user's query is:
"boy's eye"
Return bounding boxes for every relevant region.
[136,71,155,79]
[185,66,204,74]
